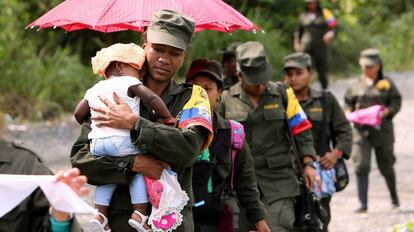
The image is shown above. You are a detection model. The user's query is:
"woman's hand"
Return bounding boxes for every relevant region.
[303,156,321,190]
[253,219,271,232]
[382,107,391,119]
[92,92,139,129]
[132,154,169,180]
[304,165,320,190]
[320,150,338,169]
[55,168,89,196]
[51,168,89,221]
[323,31,335,44]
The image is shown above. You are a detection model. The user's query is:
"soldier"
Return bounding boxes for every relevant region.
[217,41,318,232]
[186,59,270,232]
[293,0,338,89]
[220,42,242,90]
[71,10,212,231]
[0,113,87,232]
[284,52,352,231]
[344,48,402,213]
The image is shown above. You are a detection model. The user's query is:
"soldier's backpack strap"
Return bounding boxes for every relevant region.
[229,120,245,190]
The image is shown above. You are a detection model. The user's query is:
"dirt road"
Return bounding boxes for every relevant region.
[4,71,414,231]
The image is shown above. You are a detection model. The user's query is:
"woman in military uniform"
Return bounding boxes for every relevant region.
[186,59,270,232]
[344,48,402,213]
[284,52,352,231]
[293,0,337,89]
[71,10,212,232]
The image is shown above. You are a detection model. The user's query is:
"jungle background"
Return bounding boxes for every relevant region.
[1,0,413,120]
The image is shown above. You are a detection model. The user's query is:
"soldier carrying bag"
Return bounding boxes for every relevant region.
[192,120,245,231]
[319,92,349,192]
[277,83,327,231]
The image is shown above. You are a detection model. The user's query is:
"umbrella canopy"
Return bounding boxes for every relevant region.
[27,0,259,33]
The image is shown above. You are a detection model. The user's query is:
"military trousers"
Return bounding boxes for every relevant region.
[305,46,329,89]
[352,134,399,207]
[238,197,295,232]
[352,137,396,176]
[264,197,296,232]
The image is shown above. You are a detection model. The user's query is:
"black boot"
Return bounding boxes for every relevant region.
[384,174,400,208]
[355,174,369,213]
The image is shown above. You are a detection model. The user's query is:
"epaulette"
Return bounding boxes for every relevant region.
[11,140,43,162]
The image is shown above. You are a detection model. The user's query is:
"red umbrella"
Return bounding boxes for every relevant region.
[27,0,259,33]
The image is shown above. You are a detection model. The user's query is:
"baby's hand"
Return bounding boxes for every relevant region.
[159,117,177,128]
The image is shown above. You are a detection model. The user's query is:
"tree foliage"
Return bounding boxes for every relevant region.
[0,0,413,120]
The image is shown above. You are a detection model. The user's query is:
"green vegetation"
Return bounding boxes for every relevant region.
[394,219,414,232]
[1,0,413,120]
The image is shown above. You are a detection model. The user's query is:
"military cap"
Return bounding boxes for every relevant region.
[359,48,381,66]
[186,59,223,87]
[220,42,242,56]
[147,9,195,50]
[283,52,312,70]
[236,41,272,85]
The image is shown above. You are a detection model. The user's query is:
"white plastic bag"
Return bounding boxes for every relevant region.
[148,169,189,232]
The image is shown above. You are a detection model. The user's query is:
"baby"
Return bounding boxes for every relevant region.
[74,43,175,232]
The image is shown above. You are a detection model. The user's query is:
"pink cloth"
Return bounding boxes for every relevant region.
[145,177,163,208]
[347,105,385,127]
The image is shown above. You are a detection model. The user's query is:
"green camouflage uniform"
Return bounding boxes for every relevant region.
[217,42,316,232]
[71,81,208,232]
[186,59,266,231]
[300,88,352,231]
[71,10,211,232]
[344,48,402,210]
[294,6,337,89]
[0,139,82,232]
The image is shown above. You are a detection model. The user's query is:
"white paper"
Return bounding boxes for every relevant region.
[0,174,95,218]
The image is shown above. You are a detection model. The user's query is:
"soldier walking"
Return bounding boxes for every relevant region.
[284,52,352,231]
[344,48,402,213]
[217,41,318,232]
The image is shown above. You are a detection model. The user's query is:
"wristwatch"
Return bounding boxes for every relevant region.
[303,160,316,169]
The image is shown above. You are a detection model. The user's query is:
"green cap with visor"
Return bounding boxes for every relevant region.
[147,9,195,50]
